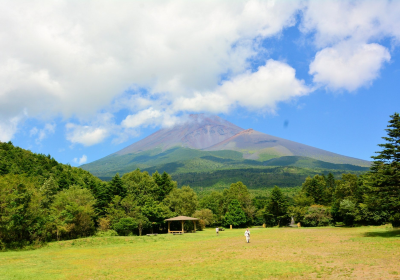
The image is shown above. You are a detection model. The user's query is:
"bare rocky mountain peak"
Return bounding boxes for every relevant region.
[111,114,370,167]
[115,114,244,155]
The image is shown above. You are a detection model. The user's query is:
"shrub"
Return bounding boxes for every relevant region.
[95,230,118,237]
[302,205,332,227]
[98,218,111,231]
[113,217,138,236]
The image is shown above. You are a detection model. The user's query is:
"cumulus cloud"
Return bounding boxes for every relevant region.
[122,108,182,129]
[302,1,398,92]
[0,0,302,140]
[301,1,400,48]
[0,116,22,142]
[174,59,309,113]
[309,42,391,91]
[1,0,399,144]
[66,124,108,146]
[73,155,87,165]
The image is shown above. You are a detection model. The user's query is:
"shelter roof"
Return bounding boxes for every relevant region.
[165,215,199,221]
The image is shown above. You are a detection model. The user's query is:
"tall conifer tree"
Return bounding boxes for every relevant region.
[369,113,400,227]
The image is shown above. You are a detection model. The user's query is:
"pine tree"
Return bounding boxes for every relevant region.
[369,113,400,227]
[266,186,289,226]
[109,173,126,198]
[223,199,246,227]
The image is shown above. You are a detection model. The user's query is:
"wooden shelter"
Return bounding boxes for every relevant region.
[165,216,199,234]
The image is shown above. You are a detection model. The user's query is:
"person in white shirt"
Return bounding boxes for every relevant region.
[244,228,250,243]
[216,227,219,235]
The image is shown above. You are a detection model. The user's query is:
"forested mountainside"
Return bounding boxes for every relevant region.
[81,114,370,182]
[0,141,102,189]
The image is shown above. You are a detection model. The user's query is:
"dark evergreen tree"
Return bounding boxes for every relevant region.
[326,173,336,189]
[368,112,400,227]
[265,186,289,226]
[223,199,246,227]
[108,173,126,198]
[153,171,176,201]
[302,175,326,205]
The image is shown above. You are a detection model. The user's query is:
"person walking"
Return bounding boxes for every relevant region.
[244,228,250,243]
[216,227,219,236]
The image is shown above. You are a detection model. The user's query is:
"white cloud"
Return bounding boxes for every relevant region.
[0,0,302,141]
[173,59,309,113]
[29,123,56,143]
[0,116,21,142]
[309,42,391,91]
[66,123,108,146]
[301,1,400,48]
[2,0,400,144]
[73,154,87,165]
[122,108,182,129]
[301,1,398,92]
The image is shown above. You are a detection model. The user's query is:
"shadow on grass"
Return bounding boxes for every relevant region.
[364,229,400,238]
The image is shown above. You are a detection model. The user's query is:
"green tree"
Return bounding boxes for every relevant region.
[113,217,138,236]
[153,171,176,201]
[164,186,198,216]
[302,175,327,205]
[109,173,126,198]
[287,191,314,224]
[265,186,289,227]
[222,182,254,224]
[193,209,214,228]
[367,112,400,227]
[223,199,246,228]
[40,176,59,208]
[302,205,332,227]
[199,191,224,224]
[0,176,32,247]
[122,170,159,203]
[50,185,96,240]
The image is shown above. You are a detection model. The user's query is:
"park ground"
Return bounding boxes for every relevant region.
[1,226,400,279]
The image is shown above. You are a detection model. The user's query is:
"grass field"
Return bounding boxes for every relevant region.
[1,226,400,279]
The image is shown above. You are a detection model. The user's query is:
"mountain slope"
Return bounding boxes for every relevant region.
[205,128,370,167]
[81,114,370,183]
[116,114,243,155]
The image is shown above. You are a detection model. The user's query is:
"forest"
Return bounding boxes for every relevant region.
[0,113,399,250]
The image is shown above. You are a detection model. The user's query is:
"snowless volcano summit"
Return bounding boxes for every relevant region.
[115,114,244,155]
[81,114,370,179]
[113,114,369,166]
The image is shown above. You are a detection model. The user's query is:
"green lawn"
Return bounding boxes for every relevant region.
[1,226,400,279]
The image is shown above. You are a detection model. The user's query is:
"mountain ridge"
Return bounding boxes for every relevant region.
[81,114,370,183]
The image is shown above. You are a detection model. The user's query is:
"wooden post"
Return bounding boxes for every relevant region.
[181,220,184,233]
[230,225,232,230]
[193,221,196,233]
[168,221,171,233]
[263,223,266,228]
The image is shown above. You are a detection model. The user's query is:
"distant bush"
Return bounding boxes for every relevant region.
[113,217,138,236]
[98,218,111,232]
[302,205,332,227]
[95,230,118,237]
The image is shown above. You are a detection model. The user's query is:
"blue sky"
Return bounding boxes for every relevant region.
[1,0,400,165]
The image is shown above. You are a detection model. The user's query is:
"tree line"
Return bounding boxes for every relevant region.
[1,112,399,249]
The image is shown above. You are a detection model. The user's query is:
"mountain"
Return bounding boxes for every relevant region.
[205,128,369,166]
[116,114,243,155]
[81,114,370,187]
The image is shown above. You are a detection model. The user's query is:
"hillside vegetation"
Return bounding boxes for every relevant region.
[82,147,369,186]
[1,112,399,251]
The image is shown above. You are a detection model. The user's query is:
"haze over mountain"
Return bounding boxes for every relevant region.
[81,114,370,185]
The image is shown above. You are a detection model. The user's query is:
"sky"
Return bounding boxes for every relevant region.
[1,0,400,166]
